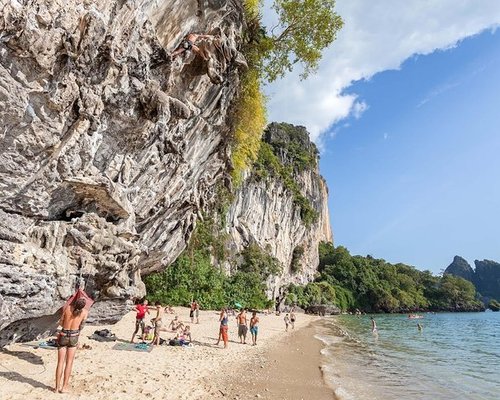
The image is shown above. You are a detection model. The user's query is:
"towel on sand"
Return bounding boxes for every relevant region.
[22,340,58,350]
[112,342,153,353]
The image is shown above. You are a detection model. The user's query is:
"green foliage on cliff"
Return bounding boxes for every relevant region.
[290,242,485,312]
[231,1,342,183]
[253,141,318,225]
[290,245,304,273]
[144,217,275,310]
[231,68,267,185]
[239,243,282,278]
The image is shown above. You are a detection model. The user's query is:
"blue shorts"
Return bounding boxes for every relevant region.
[250,326,258,335]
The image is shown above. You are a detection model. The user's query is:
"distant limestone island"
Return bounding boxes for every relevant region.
[444,256,500,311]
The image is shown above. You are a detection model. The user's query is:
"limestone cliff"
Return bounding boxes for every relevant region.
[226,123,333,298]
[445,256,500,301]
[0,0,248,344]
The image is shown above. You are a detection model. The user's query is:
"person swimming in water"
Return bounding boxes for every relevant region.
[370,316,377,333]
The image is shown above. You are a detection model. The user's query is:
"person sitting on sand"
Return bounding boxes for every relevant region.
[55,298,88,393]
[168,315,185,332]
[150,301,165,346]
[166,305,175,314]
[170,33,214,60]
[216,308,229,348]
[131,297,150,343]
[250,311,259,346]
[284,313,290,332]
[177,325,192,344]
[236,308,248,344]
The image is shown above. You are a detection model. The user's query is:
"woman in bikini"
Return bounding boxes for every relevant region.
[55,297,88,393]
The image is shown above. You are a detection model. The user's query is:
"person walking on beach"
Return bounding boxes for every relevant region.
[190,300,198,324]
[131,297,150,343]
[250,311,259,346]
[236,309,248,344]
[55,298,88,393]
[216,308,229,348]
[284,313,290,332]
[370,317,377,333]
[290,311,296,329]
[150,301,165,346]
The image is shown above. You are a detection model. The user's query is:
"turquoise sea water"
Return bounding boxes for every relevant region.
[316,312,500,400]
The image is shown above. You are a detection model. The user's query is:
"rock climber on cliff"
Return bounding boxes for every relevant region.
[170,32,214,60]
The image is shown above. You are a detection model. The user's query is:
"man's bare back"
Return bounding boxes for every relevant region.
[60,305,88,330]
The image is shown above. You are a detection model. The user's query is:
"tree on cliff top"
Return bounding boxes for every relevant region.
[263,0,344,81]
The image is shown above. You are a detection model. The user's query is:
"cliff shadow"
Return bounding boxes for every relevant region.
[0,348,44,365]
[0,370,52,391]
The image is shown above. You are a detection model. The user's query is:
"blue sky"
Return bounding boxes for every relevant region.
[320,29,500,273]
[264,1,500,273]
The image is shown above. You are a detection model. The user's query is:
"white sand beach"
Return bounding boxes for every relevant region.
[0,308,326,400]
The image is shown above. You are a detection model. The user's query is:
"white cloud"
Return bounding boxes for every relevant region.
[263,0,500,141]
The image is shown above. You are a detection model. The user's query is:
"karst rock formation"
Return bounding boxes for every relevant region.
[0,0,332,345]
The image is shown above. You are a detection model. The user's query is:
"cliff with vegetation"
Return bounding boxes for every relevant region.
[0,0,339,345]
[287,243,485,313]
[226,123,333,298]
[0,0,249,345]
[444,256,500,302]
[145,123,333,311]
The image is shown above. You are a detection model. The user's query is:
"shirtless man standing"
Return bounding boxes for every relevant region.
[150,301,165,346]
[236,309,248,344]
[55,298,88,393]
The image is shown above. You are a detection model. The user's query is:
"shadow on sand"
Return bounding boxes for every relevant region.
[0,370,52,391]
[0,349,44,365]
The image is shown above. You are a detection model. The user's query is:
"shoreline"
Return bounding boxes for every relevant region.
[0,308,328,400]
[212,320,335,400]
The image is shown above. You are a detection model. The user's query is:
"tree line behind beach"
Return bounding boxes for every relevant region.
[286,242,486,313]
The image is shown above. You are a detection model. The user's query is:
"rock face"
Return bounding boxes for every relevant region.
[0,0,248,344]
[226,123,333,298]
[444,256,475,282]
[472,259,500,300]
[444,256,500,301]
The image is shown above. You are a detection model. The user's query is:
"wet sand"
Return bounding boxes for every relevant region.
[213,320,334,400]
